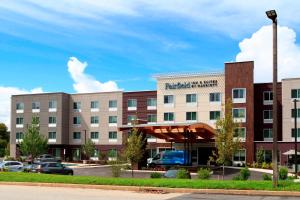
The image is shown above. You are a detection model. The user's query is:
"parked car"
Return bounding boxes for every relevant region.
[147,151,187,167]
[0,161,23,172]
[163,169,191,179]
[34,154,61,164]
[23,163,40,173]
[37,162,73,175]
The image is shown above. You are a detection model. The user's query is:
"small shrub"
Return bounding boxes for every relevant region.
[197,168,211,180]
[232,175,241,180]
[176,168,190,179]
[239,167,250,180]
[4,156,16,161]
[252,162,259,168]
[262,173,272,181]
[261,162,269,169]
[150,172,162,179]
[279,167,288,180]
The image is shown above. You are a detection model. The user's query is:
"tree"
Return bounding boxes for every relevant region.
[210,99,242,179]
[19,116,48,160]
[82,139,96,160]
[124,127,145,178]
[256,146,264,166]
[0,123,9,157]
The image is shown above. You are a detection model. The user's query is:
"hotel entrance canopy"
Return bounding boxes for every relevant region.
[118,122,215,143]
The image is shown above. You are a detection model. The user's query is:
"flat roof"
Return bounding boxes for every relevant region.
[153,71,224,80]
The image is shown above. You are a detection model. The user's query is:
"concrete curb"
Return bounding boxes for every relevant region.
[1,182,300,197]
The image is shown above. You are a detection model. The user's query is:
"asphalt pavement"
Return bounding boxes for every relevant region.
[0,185,299,200]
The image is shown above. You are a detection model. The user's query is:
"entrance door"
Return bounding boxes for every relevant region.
[198,147,214,165]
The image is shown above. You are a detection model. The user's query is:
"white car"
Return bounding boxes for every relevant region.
[0,161,23,172]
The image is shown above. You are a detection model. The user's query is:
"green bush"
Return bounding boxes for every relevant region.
[261,162,270,169]
[232,175,241,180]
[262,173,272,181]
[197,168,211,180]
[279,167,288,180]
[176,168,190,179]
[3,156,16,161]
[150,172,162,179]
[239,167,250,180]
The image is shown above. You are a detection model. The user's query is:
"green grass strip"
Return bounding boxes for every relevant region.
[0,172,299,191]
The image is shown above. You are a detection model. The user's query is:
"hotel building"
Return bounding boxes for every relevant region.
[10,61,300,166]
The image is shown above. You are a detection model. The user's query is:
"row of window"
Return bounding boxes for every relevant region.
[73,116,117,125]
[164,93,221,104]
[16,131,118,140]
[16,100,57,111]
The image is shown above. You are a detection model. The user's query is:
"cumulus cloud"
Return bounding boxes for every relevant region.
[67,57,120,93]
[236,25,300,82]
[0,86,43,130]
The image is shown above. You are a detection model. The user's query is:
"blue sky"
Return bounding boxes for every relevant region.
[1,1,300,126]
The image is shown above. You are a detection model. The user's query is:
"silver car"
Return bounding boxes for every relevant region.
[0,161,23,172]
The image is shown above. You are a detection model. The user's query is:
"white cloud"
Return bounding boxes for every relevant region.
[236,25,300,82]
[0,86,43,130]
[67,57,120,93]
[2,1,300,38]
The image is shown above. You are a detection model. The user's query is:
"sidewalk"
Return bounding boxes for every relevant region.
[1,182,300,197]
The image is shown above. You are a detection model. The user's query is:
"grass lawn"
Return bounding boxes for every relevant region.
[0,172,299,191]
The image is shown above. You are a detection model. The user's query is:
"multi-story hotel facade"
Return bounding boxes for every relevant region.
[10,61,300,166]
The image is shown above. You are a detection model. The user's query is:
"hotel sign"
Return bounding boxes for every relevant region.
[165,80,218,90]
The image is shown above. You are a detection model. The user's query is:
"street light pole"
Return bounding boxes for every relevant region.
[294,99,298,178]
[266,9,278,187]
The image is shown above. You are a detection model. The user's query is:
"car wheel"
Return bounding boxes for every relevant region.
[68,172,73,176]
[149,163,155,168]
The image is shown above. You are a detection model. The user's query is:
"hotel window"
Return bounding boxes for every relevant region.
[92,149,99,158]
[16,102,24,111]
[16,132,24,140]
[164,112,174,122]
[49,100,57,109]
[127,115,137,124]
[209,93,221,102]
[32,102,40,112]
[263,129,273,140]
[186,112,197,121]
[16,117,23,125]
[128,99,137,110]
[263,91,273,105]
[263,110,273,123]
[109,100,117,108]
[186,94,197,103]
[234,127,246,140]
[291,89,300,99]
[73,132,81,139]
[147,114,157,124]
[109,131,117,139]
[48,116,56,124]
[233,108,246,122]
[164,95,174,104]
[91,101,99,109]
[73,102,81,110]
[91,132,99,139]
[73,116,81,125]
[291,108,300,118]
[109,116,117,124]
[209,111,220,120]
[232,88,246,103]
[32,101,40,109]
[291,128,300,138]
[91,116,99,124]
[233,149,246,162]
[48,132,56,139]
[147,98,157,107]
[263,150,273,163]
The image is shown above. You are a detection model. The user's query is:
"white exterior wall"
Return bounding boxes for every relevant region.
[156,73,225,128]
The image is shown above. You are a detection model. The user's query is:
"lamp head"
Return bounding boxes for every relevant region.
[266,10,277,22]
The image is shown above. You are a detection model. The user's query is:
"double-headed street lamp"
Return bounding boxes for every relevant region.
[266,9,278,187]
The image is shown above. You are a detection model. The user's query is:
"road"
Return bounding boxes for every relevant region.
[0,185,299,200]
